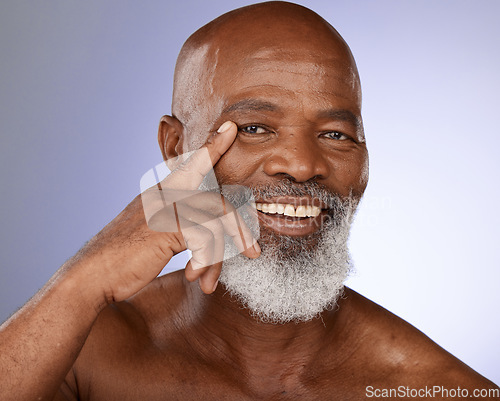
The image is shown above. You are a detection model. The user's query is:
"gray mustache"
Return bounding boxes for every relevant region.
[220,179,353,213]
[250,181,339,207]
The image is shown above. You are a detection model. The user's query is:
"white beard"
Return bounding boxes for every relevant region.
[218,195,357,324]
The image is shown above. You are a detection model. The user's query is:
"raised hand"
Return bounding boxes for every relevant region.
[77,120,260,302]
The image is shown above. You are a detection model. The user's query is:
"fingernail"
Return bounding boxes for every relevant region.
[212,279,219,292]
[253,241,261,254]
[217,121,232,134]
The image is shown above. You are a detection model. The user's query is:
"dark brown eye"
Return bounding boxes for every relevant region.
[240,125,267,134]
[323,131,347,140]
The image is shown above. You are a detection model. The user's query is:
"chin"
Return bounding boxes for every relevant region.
[219,212,355,324]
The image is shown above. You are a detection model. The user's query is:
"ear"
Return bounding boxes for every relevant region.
[158,115,184,161]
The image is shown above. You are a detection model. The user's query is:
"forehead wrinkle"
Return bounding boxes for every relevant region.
[220,92,362,126]
[227,62,360,107]
[223,87,360,120]
[248,56,327,70]
[222,98,279,114]
[239,57,343,82]
[316,109,362,128]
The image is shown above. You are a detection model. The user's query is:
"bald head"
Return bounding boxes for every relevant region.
[171,1,362,150]
[158,2,369,321]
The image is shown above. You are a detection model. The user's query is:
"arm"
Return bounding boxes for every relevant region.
[0,260,106,401]
[0,121,259,401]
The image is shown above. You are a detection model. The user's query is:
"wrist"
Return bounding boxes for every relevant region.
[55,259,110,317]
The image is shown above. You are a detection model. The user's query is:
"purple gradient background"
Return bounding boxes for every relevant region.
[1,1,498,384]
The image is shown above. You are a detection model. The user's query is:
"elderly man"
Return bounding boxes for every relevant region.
[0,2,498,400]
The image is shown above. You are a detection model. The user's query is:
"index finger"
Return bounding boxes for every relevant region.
[164,121,237,190]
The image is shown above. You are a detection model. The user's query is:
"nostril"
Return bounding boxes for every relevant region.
[262,147,330,182]
[282,173,297,182]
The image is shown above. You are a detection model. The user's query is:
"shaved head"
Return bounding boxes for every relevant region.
[171,1,362,150]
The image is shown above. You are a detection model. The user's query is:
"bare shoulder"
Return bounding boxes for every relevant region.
[64,271,194,399]
[341,287,499,396]
[82,269,189,351]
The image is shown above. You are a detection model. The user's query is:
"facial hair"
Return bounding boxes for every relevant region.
[218,180,359,324]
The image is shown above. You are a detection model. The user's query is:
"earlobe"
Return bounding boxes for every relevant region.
[158,115,184,161]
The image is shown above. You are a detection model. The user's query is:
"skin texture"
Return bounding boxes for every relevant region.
[0,2,498,400]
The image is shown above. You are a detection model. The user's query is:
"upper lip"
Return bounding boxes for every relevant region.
[253,196,328,210]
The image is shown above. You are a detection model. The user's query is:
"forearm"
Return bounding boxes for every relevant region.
[0,262,107,401]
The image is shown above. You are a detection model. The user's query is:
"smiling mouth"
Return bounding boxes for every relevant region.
[251,199,327,236]
[253,202,321,218]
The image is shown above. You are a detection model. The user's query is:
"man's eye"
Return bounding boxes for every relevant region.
[323,131,348,140]
[239,125,267,134]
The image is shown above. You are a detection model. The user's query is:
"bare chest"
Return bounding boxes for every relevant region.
[74,347,368,401]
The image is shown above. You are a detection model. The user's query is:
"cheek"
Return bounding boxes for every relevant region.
[214,143,259,185]
[359,150,369,191]
[213,142,266,185]
[329,147,368,197]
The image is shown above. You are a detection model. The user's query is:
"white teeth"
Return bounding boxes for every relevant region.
[310,206,321,217]
[267,203,277,214]
[295,205,306,217]
[254,202,322,217]
[283,204,296,217]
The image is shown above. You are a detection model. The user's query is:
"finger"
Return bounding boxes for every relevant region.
[219,202,261,259]
[164,121,238,190]
[198,261,223,294]
[185,259,206,282]
[149,192,260,260]
[197,228,225,294]
[183,212,225,274]
[180,191,260,258]
[142,187,219,231]
[144,192,221,233]
[183,225,216,273]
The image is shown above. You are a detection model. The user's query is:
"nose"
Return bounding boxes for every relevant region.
[262,130,330,182]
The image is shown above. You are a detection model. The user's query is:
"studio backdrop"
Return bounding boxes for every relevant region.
[0,0,498,384]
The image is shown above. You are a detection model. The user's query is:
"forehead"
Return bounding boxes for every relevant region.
[209,44,362,120]
[173,7,363,140]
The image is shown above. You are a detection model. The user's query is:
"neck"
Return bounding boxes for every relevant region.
[182,278,351,382]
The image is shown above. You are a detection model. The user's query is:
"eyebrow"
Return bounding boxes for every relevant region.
[222,98,361,128]
[222,99,279,114]
[316,109,362,128]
